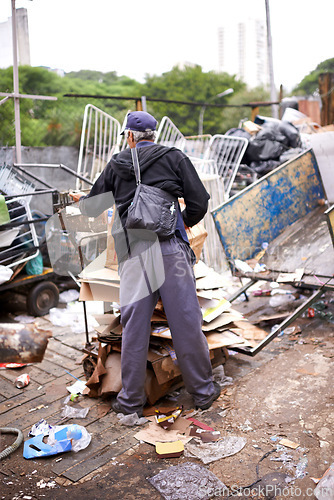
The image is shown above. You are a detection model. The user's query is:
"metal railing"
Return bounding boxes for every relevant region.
[77,104,121,189]
[203,134,248,198]
[155,116,186,149]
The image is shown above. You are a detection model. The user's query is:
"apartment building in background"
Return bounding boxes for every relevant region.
[218,16,269,89]
[0,8,30,68]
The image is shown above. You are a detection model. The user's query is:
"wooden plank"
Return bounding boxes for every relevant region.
[0,387,46,416]
[1,393,65,429]
[33,358,74,378]
[47,337,83,360]
[43,350,80,372]
[0,376,20,398]
[212,149,325,262]
[61,434,138,482]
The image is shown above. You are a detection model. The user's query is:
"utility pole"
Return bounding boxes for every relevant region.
[11,0,22,163]
[265,0,278,119]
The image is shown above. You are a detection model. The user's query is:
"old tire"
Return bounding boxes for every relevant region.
[27,281,59,317]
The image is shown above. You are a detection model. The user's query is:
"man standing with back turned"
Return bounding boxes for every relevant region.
[71,111,220,416]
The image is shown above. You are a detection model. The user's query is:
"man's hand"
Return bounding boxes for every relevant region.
[69,191,86,202]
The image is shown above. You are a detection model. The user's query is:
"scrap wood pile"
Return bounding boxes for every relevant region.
[81,258,267,405]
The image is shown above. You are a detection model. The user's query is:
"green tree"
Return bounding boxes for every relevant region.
[293,57,334,95]
[140,65,244,135]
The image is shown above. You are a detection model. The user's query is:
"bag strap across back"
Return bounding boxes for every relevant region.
[131,147,141,186]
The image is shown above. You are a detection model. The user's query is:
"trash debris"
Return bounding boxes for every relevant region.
[185,436,247,464]
[295,455,308,479]
[148,461,227,500]
[66,379,86,395]
[61,395,89,419]
[15,373,30,388]
[116,412,148,426]
[0,265,13,285]
[155,440,184,458]
[212,365,233,387]
[314,462,334,500]
[23,423,91,459]
[239,419,253,432]
[279,438,300,449]
[13,314,36,324]
[189,427,221,442]
[155,406,183,430]
[59,289,80,303]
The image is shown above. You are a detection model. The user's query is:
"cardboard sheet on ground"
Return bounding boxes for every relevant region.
[134,417,192,445]
[205,331,245,348]
[201,310,244,331]
[199,297,231,323]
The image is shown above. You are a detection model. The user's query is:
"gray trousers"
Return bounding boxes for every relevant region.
[116,235,214,414]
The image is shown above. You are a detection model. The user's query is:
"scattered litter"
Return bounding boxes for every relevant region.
[61,395,89,419]
[279,438,300,449]
[234,259,254,274]
[186,418,214,431]
[155,440,184,458]
[0,362,27,369]
[0,265,13,285]
[185,436,247,464]
[36,479,57,489]
[28,404,47,412]
[239,419,253,432]
[29,419,53,437]
[134,420,192,446]
[314,462,334,500]
[148,461,227,500]
[14,315,36,324]
[116,412,148,426]
[23,424,91,458]
[15,373,30,388]
[155,406,182,430]
[66,379,86,395]
[59,289,80,303]
[189,427,221,442]
[212,365,233,387]
[295,456,308,479]
[48,302,100,334]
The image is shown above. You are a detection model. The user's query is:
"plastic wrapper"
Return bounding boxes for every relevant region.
[116,412,148,426]
[148,461,227,500]
[184,436,247,464]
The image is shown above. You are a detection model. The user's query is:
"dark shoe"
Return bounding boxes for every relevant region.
[195,382,221,410]
[111,399,143,418]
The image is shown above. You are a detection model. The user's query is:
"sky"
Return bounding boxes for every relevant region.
[1,0,333,91]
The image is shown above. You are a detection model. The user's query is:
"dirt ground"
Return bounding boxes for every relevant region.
[0,290,333,500]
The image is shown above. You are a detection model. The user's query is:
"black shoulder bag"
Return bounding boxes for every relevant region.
[125,147,178,239]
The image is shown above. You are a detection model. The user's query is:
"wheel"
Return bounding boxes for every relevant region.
[27,281,59,317]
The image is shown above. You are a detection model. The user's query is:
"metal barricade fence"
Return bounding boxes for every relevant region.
[183,135,212,159]
[203,134,248,198]
[77,104,121,189]
[191,158,227,271]
[155,116,186,149]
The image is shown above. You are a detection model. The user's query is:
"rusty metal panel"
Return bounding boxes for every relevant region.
[211,149,325,263]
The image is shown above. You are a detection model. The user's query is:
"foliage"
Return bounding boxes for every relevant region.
[141,64,245,136]
[292,58,334,95]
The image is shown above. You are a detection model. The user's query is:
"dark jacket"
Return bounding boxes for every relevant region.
[80,143,210,228]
